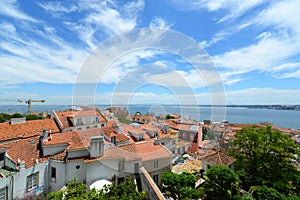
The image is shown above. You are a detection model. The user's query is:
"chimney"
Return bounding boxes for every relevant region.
[162,124,169,134]
[42,129,49,141]
[10,117,26,125]
[113,124,123,134]
[89,136,104,158]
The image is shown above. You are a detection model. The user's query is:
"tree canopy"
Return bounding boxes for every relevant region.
[46,177,145,200]
[228,126,300,195]
[201,165,239,200]
[161,171,201,200]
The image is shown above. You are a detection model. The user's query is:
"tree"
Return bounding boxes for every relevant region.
[25,114,39,120]
[229,126,300,195]
[161,171,201,200]
[166,114,175,119]
[201,165,239,200]
[46,177,145,200]
[117,116,132,124]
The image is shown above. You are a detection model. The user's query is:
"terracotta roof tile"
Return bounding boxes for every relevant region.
[43,128,103,150]
[54,110,107,128]
[88,141,173,162]
[3,136,47,169]
[201,151,236,166]
[0,119,59,142]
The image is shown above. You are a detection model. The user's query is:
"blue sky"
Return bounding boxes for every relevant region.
[0,0,300,105]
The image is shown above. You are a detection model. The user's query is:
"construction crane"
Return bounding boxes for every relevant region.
[0,98,45,113]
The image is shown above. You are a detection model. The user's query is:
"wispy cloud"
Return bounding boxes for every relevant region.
[149,17,173,29]
[169,0,265,22]
[211,0,300,79]
[39,0,145,49]
[0,0,146,87]
[0,0,38,22]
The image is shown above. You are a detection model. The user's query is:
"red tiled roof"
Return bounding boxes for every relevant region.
[1,136,47,169]
[43,128,102,150]
[88,141,172,162]
[102,126,130,143]
[54,110,107,128]
[0,119,60,142]
[201,151,236,166]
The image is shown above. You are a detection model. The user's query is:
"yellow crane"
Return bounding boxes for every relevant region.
[0,98,45,113]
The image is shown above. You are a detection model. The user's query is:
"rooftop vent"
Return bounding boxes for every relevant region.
[9,117,26,125]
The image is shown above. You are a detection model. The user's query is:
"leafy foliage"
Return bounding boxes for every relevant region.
[166,114,175,119]
[161,171,200,200]
[46,177,145,200]
[201,165,239,200]
[0,113,24,123]
[229,126,300,195]
[117,116,132,124]
[25,114,40,120]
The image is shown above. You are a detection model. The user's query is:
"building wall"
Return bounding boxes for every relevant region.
[65,160,86,184]
[43,144,68,157]
[48,160,66,193]
[140,167,165,200]
[67,149,89,159]
[0,161,48,199]
[86,159,119,186]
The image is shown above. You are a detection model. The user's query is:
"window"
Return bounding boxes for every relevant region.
[27,172,38,191]
[172,140,176,145]
[0,153,4,161]
[153,174,159,185]
[94,125,98,128]
[0,187,8,200]
[118,161,125,171]
[86,117,91,122]
[76,118,83,125]
[86,126,90,129]
[77,127,82,131]
[51,167,56,183]
[154,160,159,168]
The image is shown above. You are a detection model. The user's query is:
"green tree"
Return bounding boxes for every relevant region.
[166,114,175,119]
[0,115,4,123]
[117,116,132,124]
[229,126,300,195]
[105,177,145,200]
[46,177,145,200]
[25,114,39,120]
[201,165,239,200]
[11,113,24,118]
[162,171,200,200]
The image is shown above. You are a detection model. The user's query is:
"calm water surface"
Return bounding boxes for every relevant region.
[0,105,299,130]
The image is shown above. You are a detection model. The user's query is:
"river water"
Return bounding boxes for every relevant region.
[0,104,299,130]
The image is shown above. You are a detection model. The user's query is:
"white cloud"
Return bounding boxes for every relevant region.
[226,88,300,104]
[170,0,265,22]
[149,17,173,29]
[92,87,300,105]
[0,0,38,22]
[0,0,146,87]
[39,0,145,49]
[211,1,300,79]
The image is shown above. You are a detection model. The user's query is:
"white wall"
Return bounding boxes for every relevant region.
[0,161,48,199]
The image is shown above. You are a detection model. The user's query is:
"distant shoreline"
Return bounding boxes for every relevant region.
[0,104,299,112]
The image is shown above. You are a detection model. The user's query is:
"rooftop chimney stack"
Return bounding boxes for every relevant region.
[89,136,104,158]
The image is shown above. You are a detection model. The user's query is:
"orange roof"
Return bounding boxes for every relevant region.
[43,128,103,150]
[201,151,236,166]
[54,109,107,128]
[1,136,47,169]
[0,119,59,142]
[102,126,130,143]
[88,141,172,162]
